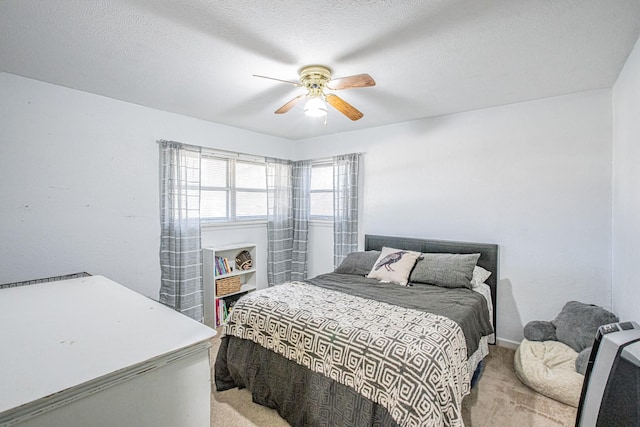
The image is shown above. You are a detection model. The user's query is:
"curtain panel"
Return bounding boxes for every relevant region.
[266,158,294,286]
[333,153,360,269]
[291,160,312,281]
[159,140,203,321]
[266,159,312,285]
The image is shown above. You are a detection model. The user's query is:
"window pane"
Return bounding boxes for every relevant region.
[201,189,228,220]
[310,192,333,218]
[236,191,267,218]
[310,165,332,190]
[185,164,200,183]
[236,161,266,189]
[201,157,228,187]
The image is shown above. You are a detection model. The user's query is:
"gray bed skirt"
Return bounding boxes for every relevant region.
[216,335,400,427]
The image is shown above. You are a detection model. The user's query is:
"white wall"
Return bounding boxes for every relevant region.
[0,73,291,298]
[0,72,618,345]
[306,221,334,278]
[612,36,640,323]
[295,90,613,344]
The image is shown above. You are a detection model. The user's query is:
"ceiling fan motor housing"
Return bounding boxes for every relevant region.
[299,65,332,97]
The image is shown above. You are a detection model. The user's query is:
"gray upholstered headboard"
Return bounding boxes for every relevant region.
[365,234,499,338]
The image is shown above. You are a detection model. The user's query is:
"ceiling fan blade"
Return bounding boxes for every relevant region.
[326,94,364,121]
[253,74,303,87]
[275,94,306,114]
[326,73,376,90]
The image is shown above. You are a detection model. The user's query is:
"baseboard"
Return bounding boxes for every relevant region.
[496,337,520,350]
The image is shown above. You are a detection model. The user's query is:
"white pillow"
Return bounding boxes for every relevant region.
[367,247,421,286]
[473,282,494,327]
[471,266,492,288]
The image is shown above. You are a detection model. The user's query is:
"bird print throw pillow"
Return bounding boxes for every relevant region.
[367,247,421,286]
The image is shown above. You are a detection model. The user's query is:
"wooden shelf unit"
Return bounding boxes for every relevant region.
[202,243,256,328]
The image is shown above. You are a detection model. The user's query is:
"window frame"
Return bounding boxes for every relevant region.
[309,160,334,221]
[200,152,267,224]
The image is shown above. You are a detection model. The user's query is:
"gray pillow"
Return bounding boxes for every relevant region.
[334,251,381,276]
[408,253,480,289]
[523,320,557,342]
[552,301,619,353]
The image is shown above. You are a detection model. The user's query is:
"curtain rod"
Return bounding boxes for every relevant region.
[157,140,265,162]
[157,140,363,162]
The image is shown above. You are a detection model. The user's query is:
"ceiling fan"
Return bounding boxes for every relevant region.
[253,65,375,121]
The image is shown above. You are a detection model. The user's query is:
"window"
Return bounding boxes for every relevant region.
[310,162,333,220]
[200,153,267,222]
[235,160,267,218]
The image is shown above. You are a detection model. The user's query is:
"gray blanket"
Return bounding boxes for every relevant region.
[306,272,493,356]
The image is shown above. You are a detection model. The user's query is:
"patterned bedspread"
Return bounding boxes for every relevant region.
[224,281,471,427]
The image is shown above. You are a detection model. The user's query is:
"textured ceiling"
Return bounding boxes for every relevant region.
[1,0,640,140]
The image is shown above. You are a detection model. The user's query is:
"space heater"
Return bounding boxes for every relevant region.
[575,320,640,427]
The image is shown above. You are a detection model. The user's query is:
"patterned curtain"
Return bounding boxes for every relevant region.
[333,153,360,268]
[159,140,203,321]
[291,160,312,281]
[266,158,293,286]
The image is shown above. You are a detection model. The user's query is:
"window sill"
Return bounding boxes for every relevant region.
[310,219,333,227]
[201,219,333,230]
[201,220,267,230]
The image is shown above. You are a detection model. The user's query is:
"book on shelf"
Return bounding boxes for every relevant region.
[227,299,237,317]
[215,299,221,327]
[214,293,246,327]
[214,256,234,276]
[216,298,230,327]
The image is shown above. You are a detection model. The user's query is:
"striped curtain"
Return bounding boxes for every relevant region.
[159,140,203,321]
[333,153,360,268]
[291,160,312,281]
[266,158,293,286]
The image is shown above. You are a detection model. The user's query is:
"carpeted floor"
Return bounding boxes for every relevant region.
[210,334,578,426]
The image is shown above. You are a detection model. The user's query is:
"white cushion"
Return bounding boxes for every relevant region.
[471,266,492,288]
[367,247,420,286]
[514,339,584,407]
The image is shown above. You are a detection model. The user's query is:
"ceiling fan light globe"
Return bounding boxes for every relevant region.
[304,97,327,117]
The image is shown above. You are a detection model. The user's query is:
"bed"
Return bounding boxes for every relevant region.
[215,235,498,427]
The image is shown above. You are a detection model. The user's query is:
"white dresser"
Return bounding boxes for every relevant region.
[0,275,216,427]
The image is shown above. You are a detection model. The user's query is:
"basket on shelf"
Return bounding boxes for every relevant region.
[216,275,242,296]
